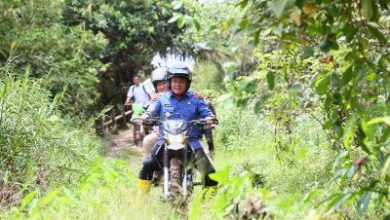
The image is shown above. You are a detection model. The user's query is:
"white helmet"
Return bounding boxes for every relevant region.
[151,67,168,91]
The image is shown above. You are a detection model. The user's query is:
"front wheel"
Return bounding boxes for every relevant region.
[132,123,144,146]
[168,157,182,201]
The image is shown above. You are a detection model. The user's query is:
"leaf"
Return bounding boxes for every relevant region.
[63,188,81,204]
[177,16,186,28]
[172,0,183,10]
[28,198,39,215]
[347,164,355,179]
[326,193,351,210]
[239,16,249,30]
[334,194,352,210]
[357,192,371,215]
[367,22,387,43]
[380,156,390,182]
[315,75,330,95]
[209,166,231,184]
[221,18,235,32]
[343,116,357,149]
[323,193,342,209]
[302,190,319,206]
[379,127,390,143]
[238,0,249,8]
[168,13,182,23]
[269,0,288,18]
[341,65,353,86]
[367,117,390,127]
[254,100,262,113]
[344,24,358,41]
[333,151,349,170]
[21,191,37,210]
[266,71,275,90]
[38,188,62,207]
[192,19,201,31]
[361,0,373,20]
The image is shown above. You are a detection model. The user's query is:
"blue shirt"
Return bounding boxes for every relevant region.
[147,91,214,150]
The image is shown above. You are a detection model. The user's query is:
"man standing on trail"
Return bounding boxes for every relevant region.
[124,75,151,107]
[137,64,218,192]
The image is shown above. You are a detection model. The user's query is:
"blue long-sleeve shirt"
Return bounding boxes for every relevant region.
[147,91,214,150]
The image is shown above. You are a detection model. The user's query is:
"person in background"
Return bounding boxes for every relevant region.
[124,75,150,107]
[125,75,151,144]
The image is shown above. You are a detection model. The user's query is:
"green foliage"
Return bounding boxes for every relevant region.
[206,0,390,217]
[0,68,103,206]
[0,0,107,116]
[192,61,225,92]
[2,159,174,219]
[64,0,182,63]
[1,0,389,218]
[63,0,186,108]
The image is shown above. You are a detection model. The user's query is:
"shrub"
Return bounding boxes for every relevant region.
[0,68,102,207]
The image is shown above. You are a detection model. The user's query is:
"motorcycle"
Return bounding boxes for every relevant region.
[128,103,149,146]
[142,114,217,201]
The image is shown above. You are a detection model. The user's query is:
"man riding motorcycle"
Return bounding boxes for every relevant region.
[137,65,218,192]
[142,66,205,153]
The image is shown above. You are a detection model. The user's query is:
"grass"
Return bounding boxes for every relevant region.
[0,94,367,220]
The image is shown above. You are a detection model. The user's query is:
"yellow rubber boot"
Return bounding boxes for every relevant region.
[137,179,151,193]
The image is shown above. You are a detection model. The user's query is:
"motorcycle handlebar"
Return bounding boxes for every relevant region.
[189,118,218,126]
[134,117,218,126]
[132,117,161,126]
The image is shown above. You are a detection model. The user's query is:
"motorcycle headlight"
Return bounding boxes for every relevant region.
[166,133,186,144]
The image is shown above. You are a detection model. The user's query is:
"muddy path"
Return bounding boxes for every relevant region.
[105,126,146,171]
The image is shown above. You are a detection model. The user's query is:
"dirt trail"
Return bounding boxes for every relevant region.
[107,125,144,159]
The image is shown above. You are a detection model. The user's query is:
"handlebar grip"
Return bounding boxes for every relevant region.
[144,119,154,125]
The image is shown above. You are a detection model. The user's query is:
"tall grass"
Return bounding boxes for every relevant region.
[0,65,102,208]
[190,103,337,218]
[1,96,376,219]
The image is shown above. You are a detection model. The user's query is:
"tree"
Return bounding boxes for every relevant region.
[63,0,186,108]
[222,0,389,216]
[0,0,107,116]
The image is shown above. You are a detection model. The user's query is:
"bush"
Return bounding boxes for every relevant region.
[192,61,225,92]
[0,69,103,207]
[1,0,107,116]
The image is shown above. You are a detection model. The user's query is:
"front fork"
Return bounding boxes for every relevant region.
[182,148,189,196]
[163,149,169,200]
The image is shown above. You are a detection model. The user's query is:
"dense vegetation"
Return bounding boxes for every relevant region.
[1,0,389,219]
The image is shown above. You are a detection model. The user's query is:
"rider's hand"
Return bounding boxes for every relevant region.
[205,117,216,125]
[151,94,161,102]
[193,91,203,99]
[141,114,149,120]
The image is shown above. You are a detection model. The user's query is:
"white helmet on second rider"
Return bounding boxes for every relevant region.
[151,67,168,92]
